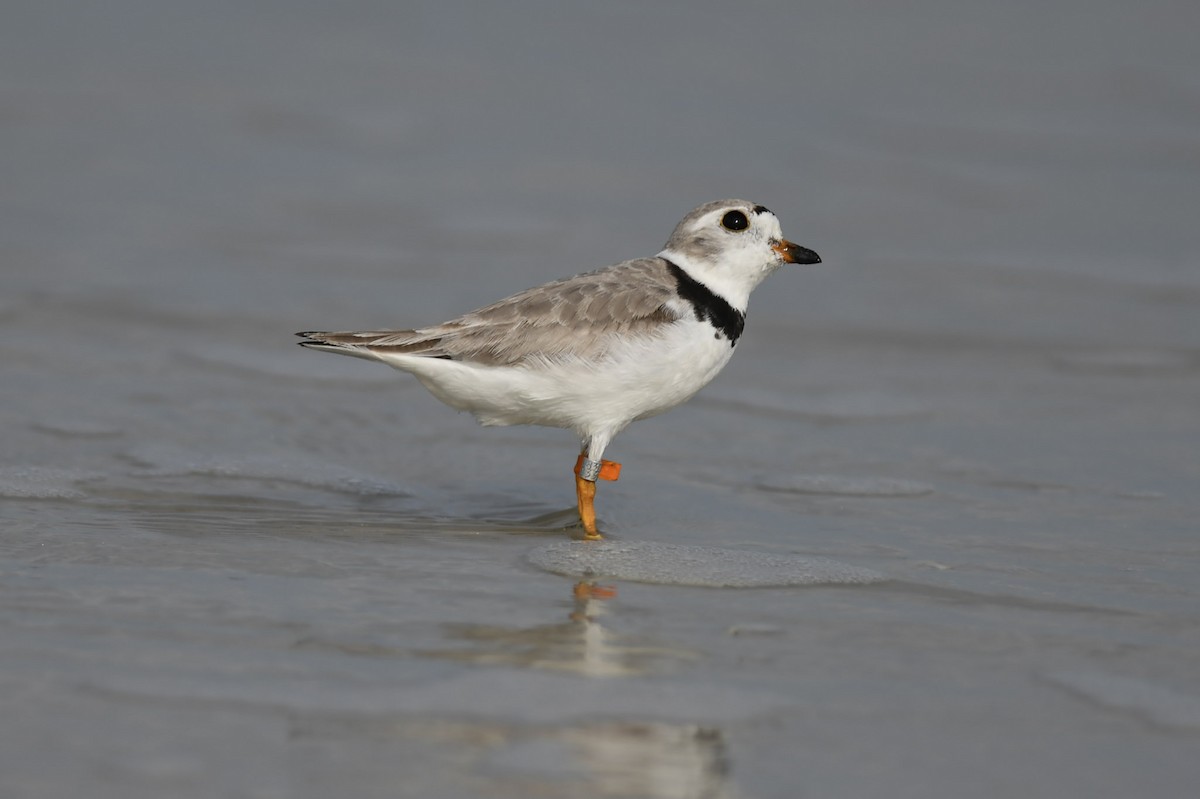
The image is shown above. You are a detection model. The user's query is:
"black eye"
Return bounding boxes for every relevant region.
[721,210,749,231]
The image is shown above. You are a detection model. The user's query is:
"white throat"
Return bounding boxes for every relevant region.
[658,247,761,310]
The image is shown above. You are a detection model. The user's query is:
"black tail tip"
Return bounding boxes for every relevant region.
[296,331,333,347]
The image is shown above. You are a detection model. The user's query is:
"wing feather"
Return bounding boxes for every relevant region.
[298,257,683,365]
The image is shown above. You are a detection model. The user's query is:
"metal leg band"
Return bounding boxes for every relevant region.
[579,458,602,481]
[573,454,621,482]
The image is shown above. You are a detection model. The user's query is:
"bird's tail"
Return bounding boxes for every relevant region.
[295,331,388,361]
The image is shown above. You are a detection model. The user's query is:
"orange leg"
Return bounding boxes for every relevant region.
[572,453,621,540]
[574,473,601,539]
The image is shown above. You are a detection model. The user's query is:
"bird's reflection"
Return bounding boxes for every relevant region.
[291,714,738,799]
[531,721,735,799]
[345,582,740,798]
[420,581,696,677]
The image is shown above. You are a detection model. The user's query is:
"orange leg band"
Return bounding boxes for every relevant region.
[573,453,622,481]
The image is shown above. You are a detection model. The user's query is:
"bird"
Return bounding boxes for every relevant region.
[296,199,821,539]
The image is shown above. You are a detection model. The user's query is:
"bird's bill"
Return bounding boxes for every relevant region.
[772,239,822,264]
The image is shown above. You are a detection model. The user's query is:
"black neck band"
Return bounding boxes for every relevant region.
[664,259,744,345]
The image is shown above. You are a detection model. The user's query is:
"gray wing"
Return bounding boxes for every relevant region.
[297,257,683,365]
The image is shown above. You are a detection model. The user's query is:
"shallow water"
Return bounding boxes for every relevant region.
[3,1,1200,797]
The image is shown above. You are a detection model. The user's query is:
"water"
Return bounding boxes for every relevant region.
[3,1,1200,797]
[527,541,886,587]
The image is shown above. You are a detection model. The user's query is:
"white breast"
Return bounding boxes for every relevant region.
[382,317,737,439]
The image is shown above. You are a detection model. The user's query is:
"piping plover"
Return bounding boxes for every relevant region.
[297,199,821,538]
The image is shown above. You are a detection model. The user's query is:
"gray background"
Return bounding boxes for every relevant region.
[3,2,1199,797]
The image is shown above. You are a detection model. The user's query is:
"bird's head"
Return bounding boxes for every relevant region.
[659,199,821,307]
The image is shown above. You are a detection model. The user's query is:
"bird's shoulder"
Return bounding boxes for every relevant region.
[460,256,681,328]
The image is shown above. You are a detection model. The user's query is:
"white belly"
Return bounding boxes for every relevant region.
[378,319,737,438]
